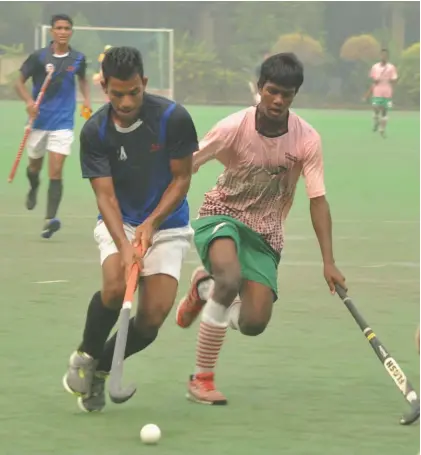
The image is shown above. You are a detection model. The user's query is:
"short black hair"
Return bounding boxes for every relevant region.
[258,53,304,93]
[102,46,144,83]
[51,14,73,27]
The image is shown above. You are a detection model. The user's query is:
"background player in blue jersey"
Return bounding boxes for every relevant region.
[15,14,91,238]
[62,47,198,412]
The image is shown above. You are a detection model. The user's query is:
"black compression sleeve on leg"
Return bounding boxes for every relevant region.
[46,179,63,220]
[26,167,40,190]
[96,318,158,372]
[79,291,120,359]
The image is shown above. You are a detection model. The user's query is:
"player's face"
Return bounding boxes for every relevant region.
[50,20,73,46]
[104,74,148,124]
[259,82,296,121]
[381,51,388,64]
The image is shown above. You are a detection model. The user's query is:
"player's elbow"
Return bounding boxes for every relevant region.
[310,195,329,209]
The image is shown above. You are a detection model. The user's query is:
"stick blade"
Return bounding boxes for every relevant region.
[108,382,137,404]
[107,306,137,404]
[400,402,420,425]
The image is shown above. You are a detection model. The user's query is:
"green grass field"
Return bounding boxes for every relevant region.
[0,101,419,455]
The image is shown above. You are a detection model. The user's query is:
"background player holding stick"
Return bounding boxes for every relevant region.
[15,13,91,239]
[176,53,346,405]
[62,46,198,412]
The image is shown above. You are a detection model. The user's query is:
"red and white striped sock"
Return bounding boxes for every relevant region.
[195,299,228,375]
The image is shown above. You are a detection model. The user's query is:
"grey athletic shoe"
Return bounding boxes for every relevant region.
[62,351,98,397]
[77,372,108,412]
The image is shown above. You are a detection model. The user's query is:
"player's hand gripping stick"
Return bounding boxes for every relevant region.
[335,284,420,426]
[8,64,55,183]
[108,248,143,403]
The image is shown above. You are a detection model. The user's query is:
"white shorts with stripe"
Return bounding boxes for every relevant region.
[94,221,194,282]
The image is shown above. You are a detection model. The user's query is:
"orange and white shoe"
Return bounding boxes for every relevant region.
[187,373,228,405]
[176,267,212,328]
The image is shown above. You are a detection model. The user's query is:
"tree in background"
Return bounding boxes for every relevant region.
[340,34,381,101]
[340,34,381,62]
[272,33,325,66]
[396,42,420,107]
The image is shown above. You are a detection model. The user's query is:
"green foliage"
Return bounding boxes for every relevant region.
[0,43,24,55]
[222,2,326,70]
[174,32,248,104]
[69,12,103,72]
[272,33,325,66]
[340,34,381,63]
[396,42,420,106]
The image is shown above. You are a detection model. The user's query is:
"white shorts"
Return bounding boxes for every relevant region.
[26,129,74,159]
[94,221,194,282]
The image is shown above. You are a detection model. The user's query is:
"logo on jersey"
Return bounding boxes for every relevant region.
[285,152,297,162]
[45,63,55,74]
[212,222,227,234]
[118,146,128,161]
[150,143,161,152]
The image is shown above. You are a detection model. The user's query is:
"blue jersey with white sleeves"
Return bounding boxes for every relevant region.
[80,93,198,230]
[19,44,87,131]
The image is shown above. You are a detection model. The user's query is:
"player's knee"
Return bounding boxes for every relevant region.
[101,280,126,309]
[137,308,168,331]
[213,271,241,303]
[29,159,42,174]
[239,319,268,336]
[132,316,159,343]
[49,165,63,180]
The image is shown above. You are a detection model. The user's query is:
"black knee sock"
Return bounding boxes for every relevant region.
[26,167,40,190]
[96,318,158,373]
[46,179,63,220]
[79,291,120,359]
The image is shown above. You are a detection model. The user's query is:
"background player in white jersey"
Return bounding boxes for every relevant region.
[15,14,91,238]
[176,53,347,405]
[369,48,398,138]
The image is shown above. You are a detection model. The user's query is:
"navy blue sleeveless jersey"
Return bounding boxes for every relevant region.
[20,44,86,131]
[80,93,198,230]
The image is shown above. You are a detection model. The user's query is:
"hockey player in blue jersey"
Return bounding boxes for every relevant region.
[62,46,198,412]
[15,14,91,238]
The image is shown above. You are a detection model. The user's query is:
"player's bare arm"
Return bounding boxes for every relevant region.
[134,155,192,253]
[147,155,192,229]
[90,176,141,277]
[302,134,346,294]
[78,74,91,110]
[310,195,346,293]
[15,68,37,117]
[90,177,129,251]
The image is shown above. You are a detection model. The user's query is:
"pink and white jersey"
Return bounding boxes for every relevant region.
[370,62,398,98]
[194,107,325,252]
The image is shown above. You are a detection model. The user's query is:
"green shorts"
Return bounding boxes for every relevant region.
[371,96,393,110]
[192,215,281,300]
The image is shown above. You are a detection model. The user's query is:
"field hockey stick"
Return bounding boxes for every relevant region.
[108,250,143,404]
[335,284,420,425]
[8,64,55,183]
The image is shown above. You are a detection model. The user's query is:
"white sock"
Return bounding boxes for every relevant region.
[227,297,241,330]
[197,277,214,301]
[201,298,229,327]
[379,116,388,132]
